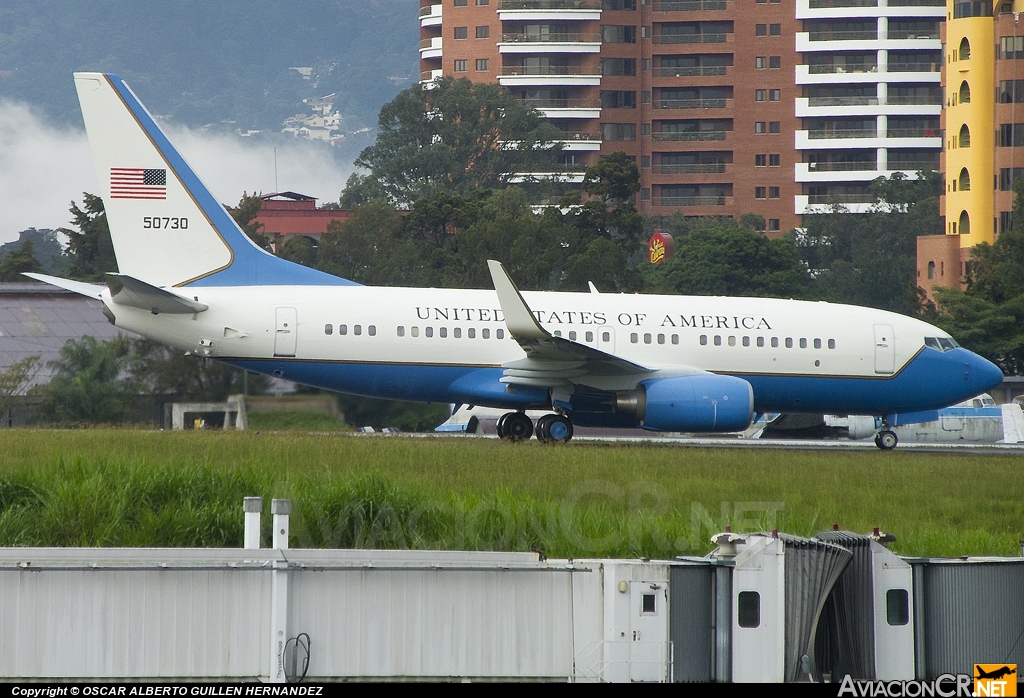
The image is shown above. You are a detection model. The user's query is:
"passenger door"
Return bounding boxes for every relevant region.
[874,324,895,374]
[274,307,297,357]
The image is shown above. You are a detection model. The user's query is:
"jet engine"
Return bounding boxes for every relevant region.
[616,374,754,432]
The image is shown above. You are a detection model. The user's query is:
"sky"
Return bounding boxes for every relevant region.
[0,100,355,245]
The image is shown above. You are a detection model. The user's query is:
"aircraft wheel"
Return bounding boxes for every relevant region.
[504,412,534,442]
[547,414,573,443]
[875,430,898,451]
[535,414,555,443]
[496,412,512,439]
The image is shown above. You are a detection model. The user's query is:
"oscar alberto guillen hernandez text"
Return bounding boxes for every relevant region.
[10,688,324,697]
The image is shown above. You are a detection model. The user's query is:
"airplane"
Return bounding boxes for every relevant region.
[28,73,1004,449]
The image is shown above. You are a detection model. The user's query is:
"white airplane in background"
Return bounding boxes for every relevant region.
[29,73,1004,449]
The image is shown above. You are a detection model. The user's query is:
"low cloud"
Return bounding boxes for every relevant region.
[0,101,355,246]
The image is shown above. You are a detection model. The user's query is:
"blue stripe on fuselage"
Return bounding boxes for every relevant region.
[106,74,358,288]
[225,347,1001,418]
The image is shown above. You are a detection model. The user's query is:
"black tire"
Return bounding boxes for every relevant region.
[504,412,534,441]
[496,412,512,439]
[876,430,898,450]
[547,415,573,443]
[535,414,555,443]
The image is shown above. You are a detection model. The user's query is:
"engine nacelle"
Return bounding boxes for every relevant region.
[617,374,754,433]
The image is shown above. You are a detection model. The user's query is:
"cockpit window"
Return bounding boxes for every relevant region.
[925,337,960,352]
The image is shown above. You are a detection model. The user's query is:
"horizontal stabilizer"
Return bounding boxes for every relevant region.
[23,273,104,299]
[106,273,208,314]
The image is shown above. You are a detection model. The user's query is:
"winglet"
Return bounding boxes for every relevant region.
[487,260,550,340]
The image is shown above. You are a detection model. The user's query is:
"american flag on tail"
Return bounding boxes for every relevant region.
[110,167,167,199]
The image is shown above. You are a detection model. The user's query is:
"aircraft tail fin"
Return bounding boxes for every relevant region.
[73,72,356,288]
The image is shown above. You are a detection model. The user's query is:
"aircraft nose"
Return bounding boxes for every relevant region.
[966,351,1003,394]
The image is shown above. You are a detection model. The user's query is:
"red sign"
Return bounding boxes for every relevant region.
[648,232,674,265]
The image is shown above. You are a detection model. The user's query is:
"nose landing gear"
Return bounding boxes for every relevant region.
[874,417,898,450]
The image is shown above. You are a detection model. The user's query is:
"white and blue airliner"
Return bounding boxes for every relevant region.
[30,73,1004,449]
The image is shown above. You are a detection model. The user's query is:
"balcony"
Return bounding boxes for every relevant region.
[887,29,940,40]
[653,0,728,10]
[808,0,876,7]
[887,127,941,138]
[652,131,728,141]
[653,65,727,77]
[520,97,602,118]
[808,30,878,41]
[654,195,729,206]
[420,69,443,85]
[653,163,728,174]
[498,66,602,86]
[557,132,603,150]
[807,96,878,107]
[887,160,938,171]
[887,62,941,73]
[886,95,942,105]
[419,4,442,27]
[653,33,731,44]
[888,0,944,4]
[419,37,443,60]
[806,161,877,171]
[498,32,602,53]
[807,128,877,139]
[497,0,601,21]
[807,193,875,204]
[653,98,731,109]
[806,64,877,75]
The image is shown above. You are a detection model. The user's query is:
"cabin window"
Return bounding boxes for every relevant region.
[554,330,562,337]
[641,333,650,344]
[603,332,611,342]
[742,336,750,347]
[440,327,448,338]
[368,325,376,336]
[671,334,679,345]
[714,335,722,346]
[700,335,708,345]
[411,326,419,337]
[497,329,505,339]
[325,324,333,335]
[397,326,405,337]
[785,337,793,348]
[728,336,736,347]
[658,333,665,344]
[814,338,821,349]
[425,327,433,338]
[454,328,462,338]
[771,337,779,348]
[799,338,807,348]
[468,328,476,338]
[757,336,765,347]
[483,328,490,339]
[828,339,836,349]
[586,331,594,342]
[354,325,362,336]
[569,331,577,340]
[339,324,348,336]
[632,333,639,343]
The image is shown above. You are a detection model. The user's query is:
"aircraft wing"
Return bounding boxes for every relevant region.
[487,260,653,391]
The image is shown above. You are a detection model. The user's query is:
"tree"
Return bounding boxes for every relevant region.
[228,192,272,250]
[347,77,564,205]
[129,339,265,402]
[0,356,39,424]
[278,236,319,267]
[0,239,44,281]
[60,194,118,281]
[37,337,139,424]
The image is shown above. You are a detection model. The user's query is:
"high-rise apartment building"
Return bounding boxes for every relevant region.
[419,0,945,234]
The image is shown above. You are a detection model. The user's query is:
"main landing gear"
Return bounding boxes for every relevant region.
[496,412,573,444]
[874,418,898,451]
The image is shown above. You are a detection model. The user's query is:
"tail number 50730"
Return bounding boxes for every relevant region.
[143,217,188,230]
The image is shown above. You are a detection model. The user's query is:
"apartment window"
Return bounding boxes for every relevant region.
[602,0,637,8]
[601,58,637,76]
[769,186,780,199]
[641,187,651,200]
[770,24,781,36]
[454,60,468,72]
[756,56,767,69]
[1000,210,1014,233]
[755,187,767,199]
[755,89,767,102]
[602,25,637,43]
[476,59,489,71]
[770,56,781,68]
[454,0,468,5]
[755,121,767,133]
[641,123,650,135]
[755,154,767,166]
[454,26,468,39]
[769,154,780,166]
[601,123,637,141]
[999,123,1024,147]
[641,90,651,104]
[999,80,1024,103]
[601,90,637,108]
[641,25,650,38]
[1000,168,1024,191]
[768,218,781,231]
[756,24,767,36]
[757,0,767,3]
[769,89,780,102]
[641,58,651,71]
[475,26,490,39]
[769,121,780,133]
[641,155,651,168]
[1001,36,1024,59]
[476,0,490,5]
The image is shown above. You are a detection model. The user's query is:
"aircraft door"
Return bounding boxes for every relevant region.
[874,324,895,374]
[629,581,669,682]
[275,307,297,357]
[599,326,615,353]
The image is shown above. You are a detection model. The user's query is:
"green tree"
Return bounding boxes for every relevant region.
[37,336,139,424]
[278,236,319,267]
[60,194,118,281]
[228,192,272,250]
[0,239,44,281]
[129,339,265,402]
[0,356,39,424]
[348,77,563,205]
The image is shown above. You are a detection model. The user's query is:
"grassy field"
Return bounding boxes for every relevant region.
[0,429,1020,559]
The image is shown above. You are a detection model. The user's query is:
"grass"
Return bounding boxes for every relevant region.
[0,429,1020,559]
[247,410,350,432]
